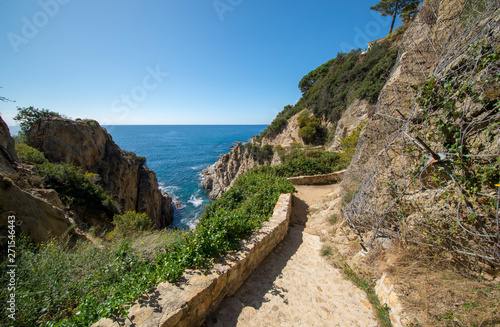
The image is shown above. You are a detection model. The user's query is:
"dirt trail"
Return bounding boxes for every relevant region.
[206,184,378,327]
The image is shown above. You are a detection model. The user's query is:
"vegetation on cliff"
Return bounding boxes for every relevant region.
[261,39,398,143]
[14,106,61,135]
[15,143,118,217]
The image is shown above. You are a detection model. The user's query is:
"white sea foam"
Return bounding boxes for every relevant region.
[160,184,183,207]
[188,194,204,207]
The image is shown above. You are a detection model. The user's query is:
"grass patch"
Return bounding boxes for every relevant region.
[338,258,393,327]
[382,246,500,326]
[0,230,183,327]
[321,245,333,257]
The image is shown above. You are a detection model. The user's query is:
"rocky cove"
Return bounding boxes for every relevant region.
[0,116,173,242]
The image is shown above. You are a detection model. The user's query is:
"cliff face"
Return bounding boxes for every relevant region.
[201,109,316,199]
[341,0,500,266]
[0,116,71,242]
[328,99,375,152]
[260,110,307,148]
[201,142,273,199]
[0,175,70,243]
[0,117,18,174]
[27,117,173,228]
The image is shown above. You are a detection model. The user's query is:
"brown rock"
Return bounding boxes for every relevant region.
[0,173,70,242]
[27,117,173,227]
[0,116,18,174]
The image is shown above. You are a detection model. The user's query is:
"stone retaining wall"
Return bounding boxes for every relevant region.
[375,273,404,327]
[287,170,345,185]
[93,193,293,327]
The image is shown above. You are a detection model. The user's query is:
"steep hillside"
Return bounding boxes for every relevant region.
[342,0,500,269]
[27,117,174,229]
[260,38,399,146]
[0,116,71,242]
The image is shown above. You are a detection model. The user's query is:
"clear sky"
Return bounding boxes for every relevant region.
[0,0,396,126]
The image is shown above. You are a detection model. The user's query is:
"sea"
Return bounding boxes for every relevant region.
[103,125,266,229]
[8,124,266,229]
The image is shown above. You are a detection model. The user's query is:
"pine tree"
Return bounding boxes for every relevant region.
[371,0,422,34]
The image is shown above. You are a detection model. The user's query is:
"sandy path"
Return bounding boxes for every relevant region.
[205,184,378,327]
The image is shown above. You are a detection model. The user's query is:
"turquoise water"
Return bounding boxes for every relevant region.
[104,125,266,229]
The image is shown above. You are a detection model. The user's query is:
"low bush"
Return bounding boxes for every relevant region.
[108,211,152,239]
[36,161,118,216]
[15,143,47,165]
[274,149,343,177]
[297,111,325,144]
[243,144,274,164]
[338,121,367,167]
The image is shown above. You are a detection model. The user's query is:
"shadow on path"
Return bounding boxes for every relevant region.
[204,194,309,326]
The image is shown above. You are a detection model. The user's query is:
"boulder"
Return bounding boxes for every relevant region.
[27,117,173,227]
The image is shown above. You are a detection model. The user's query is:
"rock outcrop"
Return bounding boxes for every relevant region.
[329,99,375,151]
[201,110,313,200]
[0,116,76,243]
[260,110,307,148]
[27,117,173,228]
[0,174,70,243]
[0,117,18,174]
[201,142,270,199]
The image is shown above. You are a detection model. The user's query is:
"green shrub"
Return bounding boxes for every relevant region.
[321,245,333,257]
[297,111,325,144]
[243,144,274,164]
[338,121,367,167]
[274,149,342,177]
[109,211,152,238]
[275,144,286,158]
[36,161,118,215]
[15,143,47,164]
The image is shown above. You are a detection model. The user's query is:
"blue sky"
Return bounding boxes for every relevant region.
[0,0,396,126]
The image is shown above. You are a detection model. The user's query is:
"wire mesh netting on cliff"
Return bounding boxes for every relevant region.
[341,0,500,270]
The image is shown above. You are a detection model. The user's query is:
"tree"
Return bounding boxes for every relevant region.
[14,106,61,135]
[0,87,14,102]
[297,111,324,144]
[371,0,422,35]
